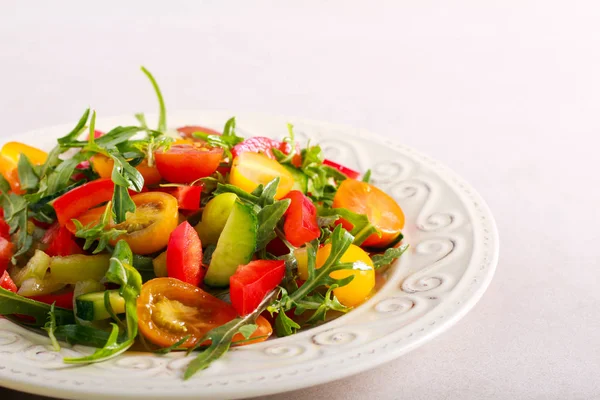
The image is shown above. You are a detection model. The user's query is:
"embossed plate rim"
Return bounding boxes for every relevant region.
[0,111,499,400]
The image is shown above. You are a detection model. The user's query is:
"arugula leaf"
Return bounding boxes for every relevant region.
[111,185,136,224]
[0,192,32,260]
[274,310,300,337]
[184,290,277,379]
[255,199,290,251]
[64,241,141,364]
[54,324,111,348]
[213,183,260,205]
[317,207,380,246]
[371,244,409,269]
[238,324,258,339]
[134,113,148,129]
[0,287,75,327]
[94,126,145,149]
[140,66,167,132]
[72,202,126,253]
[0,174,10,194]
[272,123,298,164]
[362,169,372,183]
[192,117,244,158]
[104,290,126,330]
[45,155,85,195]
[154,335,191,355]
[42,303,61,352]
[57,108,90,145]
[17,154,39,191]
[295,285,350,325]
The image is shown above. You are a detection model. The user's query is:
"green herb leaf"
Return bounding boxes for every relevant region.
[274,310,300,337]
[192,117,244,158]
[140,66,167,132]
[57,108,90,145]
[72,202,127,253]
[17,154,39,191]
[0,174,10,194]
[362,169,372,183]
[111,185,136,224]
[42,302,61,352]
[317,207,380,246]
[154,335,191,355]
[371,244,409,269]
[0,287,75,327]
[238,324,258,340]
[63,323,131,364]
[256,199,290,251]
[54,324,111,348]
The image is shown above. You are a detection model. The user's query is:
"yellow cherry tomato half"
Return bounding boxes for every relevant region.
[91,154,163,186]
[229,152,294,199]
[295,243,375,307]
[333,179,405,248]
[1,142,48,165]
[66,192,179,255]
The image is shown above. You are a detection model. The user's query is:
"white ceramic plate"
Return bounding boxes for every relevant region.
[0,111,499,400]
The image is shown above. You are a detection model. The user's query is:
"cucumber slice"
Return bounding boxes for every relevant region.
[204,201,258,287]
[195,193,238,245]
[283,165,308,193]
[75,290,126,321]
[49,254,111,284]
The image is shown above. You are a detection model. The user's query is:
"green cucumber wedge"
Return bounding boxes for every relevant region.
[75,290,126,321]
[283,165,308,193]
[204,201,258,287]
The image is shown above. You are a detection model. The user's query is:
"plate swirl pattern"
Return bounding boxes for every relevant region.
[0,111,499,400]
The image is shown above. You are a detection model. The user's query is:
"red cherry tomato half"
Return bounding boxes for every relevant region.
[0,271,16,293]
[230,260,286,316]
[166,221,204,286]
[323,159,360,179]
[282,190,320,247]
[177,125,221,138]
[155,144,223,184]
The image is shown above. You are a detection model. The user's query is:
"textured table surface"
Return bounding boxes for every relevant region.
[1,1,599,399]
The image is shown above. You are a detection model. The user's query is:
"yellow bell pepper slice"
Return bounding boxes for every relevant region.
[229,152,294,199]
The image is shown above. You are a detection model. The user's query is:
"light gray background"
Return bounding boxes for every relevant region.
[1,1,599,399]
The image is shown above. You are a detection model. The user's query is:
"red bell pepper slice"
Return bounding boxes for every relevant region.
[166,221,204,286]
[27,291,75,309]
[232,137,302,167]
[230,260,285,316]
[158,185,202,211]
[323,159,360,179]
[0,237,14,276]
[282,190,320,247]
[0,218,10,240]
[52,178,118,225]
[42,224,83,257]
[0,271,17,293]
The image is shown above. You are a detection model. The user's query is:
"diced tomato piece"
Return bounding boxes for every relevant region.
[166,221,204,286]
[155,144,223,184]
[0,237,14,276]
[52,178,131,226]
[232,137,302,167]
[0,271,16,293]
[42,224,83,257]
[230,260,285,316]
[158,185,202,211]
[323,159,360,179]
[281,190,320,247]
[0,219,10,240]
[27,291,75,309]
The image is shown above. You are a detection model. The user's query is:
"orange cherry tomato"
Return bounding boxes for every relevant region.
[154,144,223,184]
[66,192,179,255]
[333,179,405,248]
[91,155,162,186]
[137,278,272,348]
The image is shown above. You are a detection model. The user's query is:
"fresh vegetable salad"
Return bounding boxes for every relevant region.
[0,68,408,378]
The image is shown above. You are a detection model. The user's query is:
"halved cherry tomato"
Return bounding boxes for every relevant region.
[0,237,14,276]
[41,224,83,257]
[27,291,74,309]
[232,137,302,167]
[155,144,223,184]
[137,277,272,348]
[230,260,285,316]
[296,243,375,307]
[282,190,320,247]
[230,152,294,199]
[66,192,179,255]
[0,271,17,293]
[52,178,116,226]
[167,221,203,286]
[323,159,360,179]
[333,179,405,248]
[177,125,221,138]
[91,155,162,186]
[158,185,202,211]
